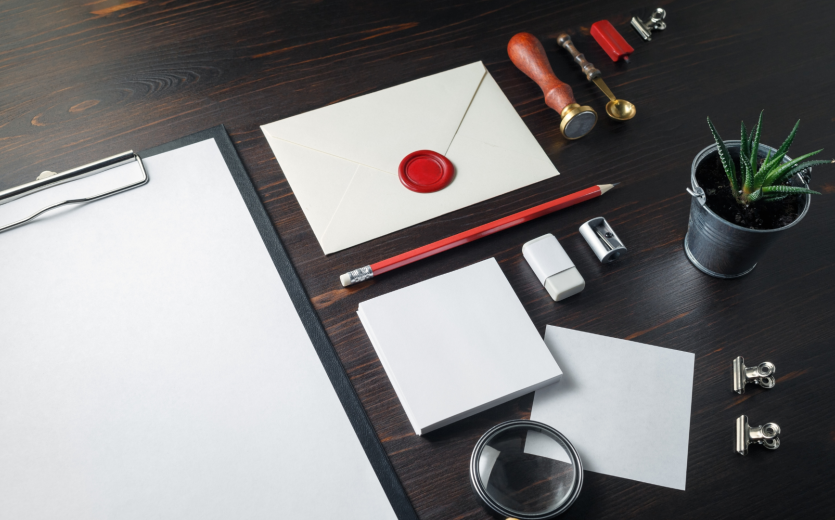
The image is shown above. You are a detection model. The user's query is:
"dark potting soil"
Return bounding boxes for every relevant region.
[695,151,802,230]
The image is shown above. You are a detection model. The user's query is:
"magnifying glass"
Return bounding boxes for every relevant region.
[470,420,583,519]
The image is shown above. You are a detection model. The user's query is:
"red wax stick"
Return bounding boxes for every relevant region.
[340,184,617,286]
[591,20,634,63]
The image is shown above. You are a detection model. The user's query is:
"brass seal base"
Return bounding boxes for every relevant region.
[559,103,598,140]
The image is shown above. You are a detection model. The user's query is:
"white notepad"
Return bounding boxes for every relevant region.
[358,258,562,435]
[527,326,695,490]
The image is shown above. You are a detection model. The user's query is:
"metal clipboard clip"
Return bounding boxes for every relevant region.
[0,151,148,234]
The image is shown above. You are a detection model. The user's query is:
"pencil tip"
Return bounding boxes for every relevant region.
[599,183,619,195]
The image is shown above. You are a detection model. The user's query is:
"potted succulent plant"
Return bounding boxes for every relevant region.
[684,112,833,278]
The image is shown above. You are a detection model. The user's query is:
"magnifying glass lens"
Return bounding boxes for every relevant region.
[471,421,582,519]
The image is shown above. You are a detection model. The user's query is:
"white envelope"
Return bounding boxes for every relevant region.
[261,62,559,254]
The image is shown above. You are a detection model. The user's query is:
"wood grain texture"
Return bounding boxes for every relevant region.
[2,1,835,518]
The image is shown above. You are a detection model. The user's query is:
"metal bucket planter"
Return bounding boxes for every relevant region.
[684,140,812,278]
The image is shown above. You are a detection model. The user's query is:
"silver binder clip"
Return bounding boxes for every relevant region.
[735,415,780,455]
[732,356,776,394]
[0,151,147,234]
[631,8,666,41]
[579,217,626,263]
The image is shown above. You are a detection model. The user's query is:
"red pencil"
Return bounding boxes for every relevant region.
[339,184,617,287]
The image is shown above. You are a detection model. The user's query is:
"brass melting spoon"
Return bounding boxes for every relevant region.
[556,33,636,121]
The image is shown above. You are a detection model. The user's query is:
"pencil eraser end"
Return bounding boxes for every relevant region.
[340,273,352,287]
[522,234,585,302]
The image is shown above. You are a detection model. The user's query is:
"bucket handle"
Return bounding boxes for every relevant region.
[686,186,708,206]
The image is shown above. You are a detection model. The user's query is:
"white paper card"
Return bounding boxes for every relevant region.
[357,258,562,435]
[0,139,396,519]
[527,326,695,490]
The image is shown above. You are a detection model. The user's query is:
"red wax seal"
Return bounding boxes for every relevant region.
[398,150,455,193]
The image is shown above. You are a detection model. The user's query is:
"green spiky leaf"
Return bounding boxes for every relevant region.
[707,117,739,197]
[770,159,834,186]
[747,189,762,202]
[753,150,773,188]
[763,150,824,186]
[740,120,750,159]
[761,185,821,196]
[749,110,764,174]
[762,119,800,172]
[762,194,788,201]
[754,151,779,190]
[739,149,754,193]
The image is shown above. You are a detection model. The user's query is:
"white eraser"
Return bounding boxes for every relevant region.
[522,234,585,301]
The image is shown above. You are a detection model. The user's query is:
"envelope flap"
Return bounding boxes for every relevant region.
[262,62,487,174]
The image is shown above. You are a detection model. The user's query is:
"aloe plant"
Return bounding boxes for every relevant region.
[706,111,833,204]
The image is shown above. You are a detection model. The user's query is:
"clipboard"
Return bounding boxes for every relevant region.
[0,126,417,520]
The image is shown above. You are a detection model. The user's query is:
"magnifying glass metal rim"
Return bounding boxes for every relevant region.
[469,419,584,520]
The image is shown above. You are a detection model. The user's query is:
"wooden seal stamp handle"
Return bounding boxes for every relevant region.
[507,32,576,114]
[507,32,597,140]
[556,33,601,82]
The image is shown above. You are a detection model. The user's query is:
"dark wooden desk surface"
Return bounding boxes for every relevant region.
[3,1,834,518]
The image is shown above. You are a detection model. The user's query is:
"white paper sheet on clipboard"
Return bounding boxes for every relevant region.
[0,139,397,520]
